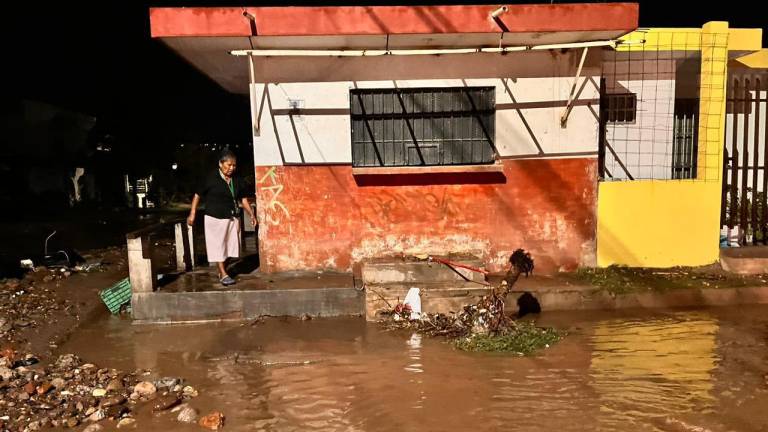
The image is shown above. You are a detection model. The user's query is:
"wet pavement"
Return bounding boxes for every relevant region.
[57,306,768,432]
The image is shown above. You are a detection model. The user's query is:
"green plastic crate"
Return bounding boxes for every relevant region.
[100,278,132,314]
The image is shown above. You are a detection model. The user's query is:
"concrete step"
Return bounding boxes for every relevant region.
[720,247,768,274]
[361,257,486,285]
[132,287,364,323]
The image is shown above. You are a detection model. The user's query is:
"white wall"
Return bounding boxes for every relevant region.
[248,50,602,166]
[601,54,702,181]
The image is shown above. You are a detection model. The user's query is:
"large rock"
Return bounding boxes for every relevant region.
[199,412,225,430]
[55,354,80,370]
[174,404,199,423]
[133,381,156,397]
[152,394,180,412]
[116,418,137,429]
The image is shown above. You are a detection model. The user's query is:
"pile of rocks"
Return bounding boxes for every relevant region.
[0,351,222,431]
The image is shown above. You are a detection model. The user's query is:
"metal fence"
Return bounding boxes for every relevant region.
[598,31,728,182]
[721,71,768,244]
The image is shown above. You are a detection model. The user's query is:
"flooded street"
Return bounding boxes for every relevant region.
[58,306,768,432]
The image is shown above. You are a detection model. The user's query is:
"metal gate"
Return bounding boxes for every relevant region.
[721,70,768,245]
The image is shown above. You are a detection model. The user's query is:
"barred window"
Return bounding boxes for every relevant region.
[350,87,496,167]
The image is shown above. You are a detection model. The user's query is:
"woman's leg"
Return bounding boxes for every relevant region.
[216,261,227,279]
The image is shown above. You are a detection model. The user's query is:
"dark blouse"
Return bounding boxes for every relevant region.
[196,170,246,219]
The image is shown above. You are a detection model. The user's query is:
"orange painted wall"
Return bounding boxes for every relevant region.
[255,158,598,275]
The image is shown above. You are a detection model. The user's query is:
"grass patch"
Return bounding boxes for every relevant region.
[566,265,766,296]
[453,321,564,355]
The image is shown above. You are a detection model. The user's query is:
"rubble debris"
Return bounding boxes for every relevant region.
[380,249,562,354]
[0,350,200,432]
[99,278,132,314]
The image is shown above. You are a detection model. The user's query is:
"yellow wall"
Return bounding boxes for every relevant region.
[597,180,722,267]
[597,22,734,268]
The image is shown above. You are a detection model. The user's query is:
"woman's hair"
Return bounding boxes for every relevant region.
[219,149,237,163]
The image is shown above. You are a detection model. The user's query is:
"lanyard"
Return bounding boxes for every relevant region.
[227,179,235,199]
[220,170,238,214]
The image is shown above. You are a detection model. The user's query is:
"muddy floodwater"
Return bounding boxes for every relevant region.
[58,306,768,432]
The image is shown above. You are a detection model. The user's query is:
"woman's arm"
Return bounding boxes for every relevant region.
[187,194,201,226]
[242,197,257,227]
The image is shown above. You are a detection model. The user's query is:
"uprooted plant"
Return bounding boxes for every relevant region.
[379,249,564,354]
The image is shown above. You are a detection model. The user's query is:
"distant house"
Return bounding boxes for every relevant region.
[150,4,767,273]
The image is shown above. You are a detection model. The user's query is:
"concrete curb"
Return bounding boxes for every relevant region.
[511,285,768,312]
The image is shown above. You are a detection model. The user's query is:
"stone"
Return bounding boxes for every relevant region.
[88,409,106,422]
[14,320,30,328]
[129,392,140,401]
[23,382,36,394]
[133,381,156,396]
[85,407,96,416]
[152,394,180,412]
[37,382,53,395]
[101,395,126,408]
[176,405,199,424]
[83,424,104,432]
[0,366,15,381]
[56,354,80,369]
[105,404,129,419]
[116,418,137,429]
[92,388,107,397]
[154,377,180,389]
[66,417,79,428]
[51,378,66,389]
[199,412,225,430]
[106,379,124,391]
[27,420,40,431]
[182,386,198,398]
[17,392,30,401]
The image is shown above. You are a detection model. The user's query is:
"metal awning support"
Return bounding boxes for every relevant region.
[229,39,617,57]
[248,55,261,137]
[560,46,589,128]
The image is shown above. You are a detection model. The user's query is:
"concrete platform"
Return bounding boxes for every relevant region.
[720,247,768,274]
[131,270,364,323]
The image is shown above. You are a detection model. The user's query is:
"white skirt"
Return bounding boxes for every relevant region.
[204,215,241,262]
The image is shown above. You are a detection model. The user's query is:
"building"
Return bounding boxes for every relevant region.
[149,3,767,275]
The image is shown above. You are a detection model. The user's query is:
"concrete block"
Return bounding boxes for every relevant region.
[361,258,486,285]
[174,223,195,272]
[127,236,156,294]
[131,287,364,322]
[365,282,489,321]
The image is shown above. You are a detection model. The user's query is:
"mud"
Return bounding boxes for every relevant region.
[53,306,768,432]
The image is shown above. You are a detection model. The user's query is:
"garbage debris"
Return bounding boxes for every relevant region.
[380,249,562,354]
[99,278,132,314]
[19,259,34,271]
[402,287,421,320]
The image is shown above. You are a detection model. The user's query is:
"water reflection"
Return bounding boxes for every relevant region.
[589,313,719,430]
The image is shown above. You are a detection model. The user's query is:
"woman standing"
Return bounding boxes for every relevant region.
[187,149,257,286]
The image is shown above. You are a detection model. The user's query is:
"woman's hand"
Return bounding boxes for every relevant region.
[187,212,196,227]
[249,214,257,227]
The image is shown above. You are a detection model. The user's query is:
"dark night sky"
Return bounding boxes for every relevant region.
[6,1,766,148]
